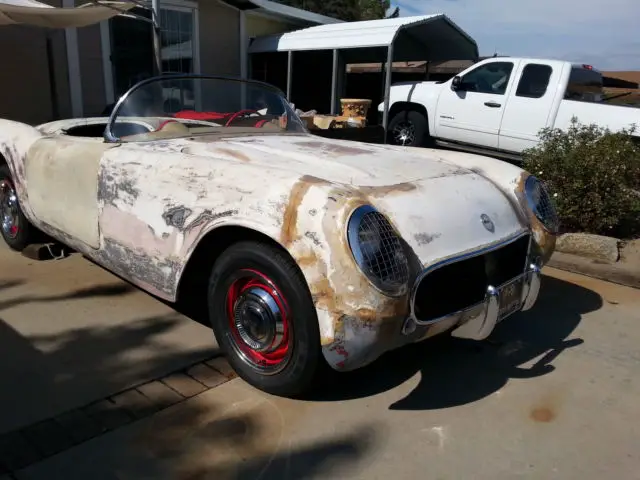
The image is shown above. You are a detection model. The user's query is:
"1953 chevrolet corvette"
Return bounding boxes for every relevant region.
[0,74,558,397]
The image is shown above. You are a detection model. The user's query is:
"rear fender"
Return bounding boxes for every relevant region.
[0,119,45,219]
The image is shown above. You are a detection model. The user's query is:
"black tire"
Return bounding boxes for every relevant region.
[207,240,323,397]
[388,109,431,147]
[0,164,36,251]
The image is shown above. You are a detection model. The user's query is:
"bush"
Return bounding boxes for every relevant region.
[522,119,640,239]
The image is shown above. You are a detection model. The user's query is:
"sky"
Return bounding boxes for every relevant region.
[391,0,639,71]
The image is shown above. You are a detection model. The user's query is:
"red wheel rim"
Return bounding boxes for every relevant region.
[226,269,291,373]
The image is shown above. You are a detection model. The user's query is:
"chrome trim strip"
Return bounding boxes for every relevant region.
[408,230,530,325]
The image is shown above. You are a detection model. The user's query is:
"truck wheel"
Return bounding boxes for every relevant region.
[207,240,323,397]
[0,164,36,251]
[388,110,430,147]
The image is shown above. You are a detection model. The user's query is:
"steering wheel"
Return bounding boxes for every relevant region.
[225,109,259,127]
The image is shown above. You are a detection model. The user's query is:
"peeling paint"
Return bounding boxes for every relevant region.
[414,232,441,245]
[293,141,372,156]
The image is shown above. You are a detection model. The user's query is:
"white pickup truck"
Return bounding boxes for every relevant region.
[379,57,640,160]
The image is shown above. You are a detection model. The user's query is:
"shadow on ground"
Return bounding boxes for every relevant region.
[128,399,379,480]
[308,274,602,409]
[0,279,217,434]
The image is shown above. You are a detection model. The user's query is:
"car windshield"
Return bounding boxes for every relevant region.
[105,75,307,142]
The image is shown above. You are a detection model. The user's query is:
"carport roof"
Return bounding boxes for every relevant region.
[248,14,479,62]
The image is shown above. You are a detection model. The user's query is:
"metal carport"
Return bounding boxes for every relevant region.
[247,14,479,141]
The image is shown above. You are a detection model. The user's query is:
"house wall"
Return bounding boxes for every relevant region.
[246,13,297,38]
[199,0,240,76]
[77,24,107,116]
[1,0,321,124]
[0,0,71,125]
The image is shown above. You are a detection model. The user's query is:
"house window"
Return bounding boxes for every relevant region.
[159,7,195,74]
[109,5,197,98]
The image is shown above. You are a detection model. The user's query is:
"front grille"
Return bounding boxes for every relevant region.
[413,234,530,323]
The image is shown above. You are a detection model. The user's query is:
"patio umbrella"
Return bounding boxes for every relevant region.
[0,0,135,28]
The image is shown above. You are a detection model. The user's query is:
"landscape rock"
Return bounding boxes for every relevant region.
[620,239,640,264]
[555,233,620,264]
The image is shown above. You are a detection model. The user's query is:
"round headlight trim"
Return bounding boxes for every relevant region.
[347,205,410,297]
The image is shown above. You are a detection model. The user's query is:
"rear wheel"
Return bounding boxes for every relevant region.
[388,109,431,147]
[0,164,35,251]
[207,241,323,397]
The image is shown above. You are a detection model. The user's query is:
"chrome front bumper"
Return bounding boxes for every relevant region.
[401,261,542,340]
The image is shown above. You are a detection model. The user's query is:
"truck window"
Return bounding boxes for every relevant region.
[459,61,514,95]
[516,64,553,98]
[564,66,604,102]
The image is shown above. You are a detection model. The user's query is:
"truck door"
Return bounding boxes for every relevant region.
[498,61,563,153]
[434,59,518,149]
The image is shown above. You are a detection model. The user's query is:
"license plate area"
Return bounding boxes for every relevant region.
[498,277,524,321]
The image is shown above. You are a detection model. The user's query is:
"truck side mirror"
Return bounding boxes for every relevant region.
[451,76,462,91]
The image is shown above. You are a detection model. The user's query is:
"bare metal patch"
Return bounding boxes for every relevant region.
[281,175,331,247]
[212,147,252,162]
[414,232,441,245]
[185,209,237,232]
[163,206,193,229]
[99,174,140,206]
[99,238,180,297]
[360,182,417,197]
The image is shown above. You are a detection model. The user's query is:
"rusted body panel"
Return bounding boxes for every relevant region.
[0,117,555,372]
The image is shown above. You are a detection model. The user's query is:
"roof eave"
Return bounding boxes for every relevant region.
[220,0,342,25]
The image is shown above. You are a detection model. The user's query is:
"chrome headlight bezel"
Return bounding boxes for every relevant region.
[346,205,410,297]
[523,175,560,234]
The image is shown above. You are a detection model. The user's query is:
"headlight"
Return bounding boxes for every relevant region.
[346,205,410,297]
[523,175,560,234]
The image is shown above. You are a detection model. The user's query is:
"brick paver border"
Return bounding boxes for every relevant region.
[0,356,237,477]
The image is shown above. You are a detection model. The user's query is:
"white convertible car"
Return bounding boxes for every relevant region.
[0,74,558,397]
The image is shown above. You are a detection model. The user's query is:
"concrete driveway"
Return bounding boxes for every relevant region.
[0,242,219,435]
[1,242,640,479]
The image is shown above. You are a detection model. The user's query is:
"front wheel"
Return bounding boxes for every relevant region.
[0,164,36,251]
[388,109,431,147]
[207,241,323,397]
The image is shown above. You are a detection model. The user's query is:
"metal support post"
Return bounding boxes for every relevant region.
[382,44,394,144]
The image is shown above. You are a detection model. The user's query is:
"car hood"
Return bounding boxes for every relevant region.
[181,134,527,263]
[181,134,468,186]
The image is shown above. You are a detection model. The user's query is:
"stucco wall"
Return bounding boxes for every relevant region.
[246,13,298,38]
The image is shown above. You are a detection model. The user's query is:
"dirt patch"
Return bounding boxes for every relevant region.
[530,406,556,423]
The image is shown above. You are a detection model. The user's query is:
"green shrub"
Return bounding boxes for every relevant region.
[522,118,640,238]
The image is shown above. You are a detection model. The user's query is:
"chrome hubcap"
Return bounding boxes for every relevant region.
[233,286,285,354]
[0,179,19,239]
[392,121,415,145]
